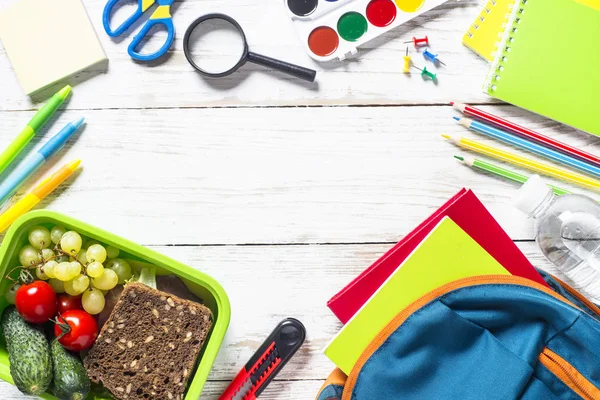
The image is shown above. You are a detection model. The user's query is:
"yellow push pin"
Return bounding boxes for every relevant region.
[403,47,411,73]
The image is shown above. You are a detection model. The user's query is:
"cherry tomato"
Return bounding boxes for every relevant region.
[57,294,82,314]
[15,281,58,323]
[54,310,98,351]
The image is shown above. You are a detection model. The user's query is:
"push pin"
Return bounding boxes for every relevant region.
[423,49,446,66]
[403,47,412,73]
[404,36,429,47]
[413,65,437,81]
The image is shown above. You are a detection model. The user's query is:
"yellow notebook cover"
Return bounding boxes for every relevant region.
[484,0,600,136]
[324,217,510,375]
[462,0,515,62]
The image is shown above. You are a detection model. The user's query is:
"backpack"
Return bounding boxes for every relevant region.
[316,270,600,400]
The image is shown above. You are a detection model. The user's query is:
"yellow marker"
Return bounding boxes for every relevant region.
[403,47,412,73]
[442,134,600,191]
[0,160,81,233]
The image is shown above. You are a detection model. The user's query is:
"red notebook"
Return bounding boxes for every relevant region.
[328,189,547,324]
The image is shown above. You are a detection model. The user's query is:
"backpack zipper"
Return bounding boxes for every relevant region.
[551,274,600,319]
[539,348,600,400]
[342,274,583,400]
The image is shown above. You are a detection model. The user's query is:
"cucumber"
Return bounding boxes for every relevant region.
[51,339,91,400]
[1,306,52,395]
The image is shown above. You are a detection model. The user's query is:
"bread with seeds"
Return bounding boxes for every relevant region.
[83,282,213,400]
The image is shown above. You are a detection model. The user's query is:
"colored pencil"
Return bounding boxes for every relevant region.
[454,116,600,179]
[451,101,600,169]
[442,134,600,191]
[0,160,80,233]
[454,155,571,196]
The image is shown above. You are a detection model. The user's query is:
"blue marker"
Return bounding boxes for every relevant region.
[0,117,84,205]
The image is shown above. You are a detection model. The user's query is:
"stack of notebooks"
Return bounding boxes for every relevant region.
[323,189,548,374]
[462,0,600,136]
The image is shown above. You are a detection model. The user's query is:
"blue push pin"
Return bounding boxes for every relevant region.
[423,49,446,66]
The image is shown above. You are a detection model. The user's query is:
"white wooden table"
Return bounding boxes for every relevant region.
[1,0,597,398]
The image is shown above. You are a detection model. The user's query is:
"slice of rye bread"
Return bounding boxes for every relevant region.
[84,282,213,400]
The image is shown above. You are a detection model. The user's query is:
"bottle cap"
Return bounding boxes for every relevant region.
[513,174,553,216]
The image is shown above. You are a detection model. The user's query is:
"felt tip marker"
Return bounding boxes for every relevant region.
[0,85,71,175]
[0,160,81,233]
[0,117,84,205]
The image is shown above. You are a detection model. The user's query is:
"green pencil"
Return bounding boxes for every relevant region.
[0,85,71,175]
[454,155,571,196]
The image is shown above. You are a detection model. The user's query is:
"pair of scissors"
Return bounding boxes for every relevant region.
[103,0,176,61]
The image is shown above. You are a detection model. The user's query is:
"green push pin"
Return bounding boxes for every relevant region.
[413,65,437,81]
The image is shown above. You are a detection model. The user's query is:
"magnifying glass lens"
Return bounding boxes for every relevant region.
[185,18,245,75]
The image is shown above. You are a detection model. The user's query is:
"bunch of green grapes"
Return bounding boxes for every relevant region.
[17,226,133,315]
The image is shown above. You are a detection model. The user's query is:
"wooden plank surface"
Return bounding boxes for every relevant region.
[1,0,600,398]
[0,242,566,399]
[0,106,597,246]
[0,0,498,110]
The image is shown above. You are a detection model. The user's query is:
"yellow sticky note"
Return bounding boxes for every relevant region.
[0,0,107,95]
[324,217,510,375]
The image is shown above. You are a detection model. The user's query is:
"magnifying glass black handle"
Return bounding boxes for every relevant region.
[247,52,316,82]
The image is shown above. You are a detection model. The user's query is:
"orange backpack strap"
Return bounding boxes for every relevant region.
[316,368,347,400]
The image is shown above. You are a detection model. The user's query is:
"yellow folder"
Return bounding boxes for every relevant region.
[324,217,510,375]
[462,0,515,62]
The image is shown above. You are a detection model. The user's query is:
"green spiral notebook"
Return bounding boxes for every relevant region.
[484,0,600,136]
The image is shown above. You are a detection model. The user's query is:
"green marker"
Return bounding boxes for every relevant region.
[0,85,71,175]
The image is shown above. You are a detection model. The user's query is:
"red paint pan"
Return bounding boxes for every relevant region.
[366,0,397,27]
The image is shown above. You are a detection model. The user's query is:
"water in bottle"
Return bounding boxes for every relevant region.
[514,174,600,301]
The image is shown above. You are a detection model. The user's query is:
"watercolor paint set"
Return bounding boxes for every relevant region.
[285,0,450,61]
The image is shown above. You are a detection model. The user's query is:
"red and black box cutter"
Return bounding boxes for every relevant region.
[219,318,306,400]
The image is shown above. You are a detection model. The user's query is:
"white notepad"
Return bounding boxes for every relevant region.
[0,0,107,95]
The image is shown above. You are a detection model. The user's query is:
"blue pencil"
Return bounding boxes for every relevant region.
[455,117,600,179]
[0,117,84,205]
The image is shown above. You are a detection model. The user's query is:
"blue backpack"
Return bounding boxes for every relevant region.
[316,271,600,400]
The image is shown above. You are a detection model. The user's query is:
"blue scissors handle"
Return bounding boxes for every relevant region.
[128,17,175,61]
[103,0,155,37]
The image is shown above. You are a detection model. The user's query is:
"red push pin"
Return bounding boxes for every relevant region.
[404,36,429,48]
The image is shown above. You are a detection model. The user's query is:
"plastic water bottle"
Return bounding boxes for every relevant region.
[514,174,600,301]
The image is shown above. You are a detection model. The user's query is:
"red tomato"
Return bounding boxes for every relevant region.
[57,294,82,314]
[15,281,58,323]
[54,310,98,351]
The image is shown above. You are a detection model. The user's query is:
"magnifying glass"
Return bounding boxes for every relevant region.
[183,14,317,82]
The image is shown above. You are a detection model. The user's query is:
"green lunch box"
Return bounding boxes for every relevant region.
[0,210,231,399]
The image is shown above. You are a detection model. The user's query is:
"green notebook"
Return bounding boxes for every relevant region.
[324,217,510,375]
[484,0,600,136]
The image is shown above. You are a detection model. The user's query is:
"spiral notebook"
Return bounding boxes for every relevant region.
[462,0,515,62]
[484,0,600,136]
